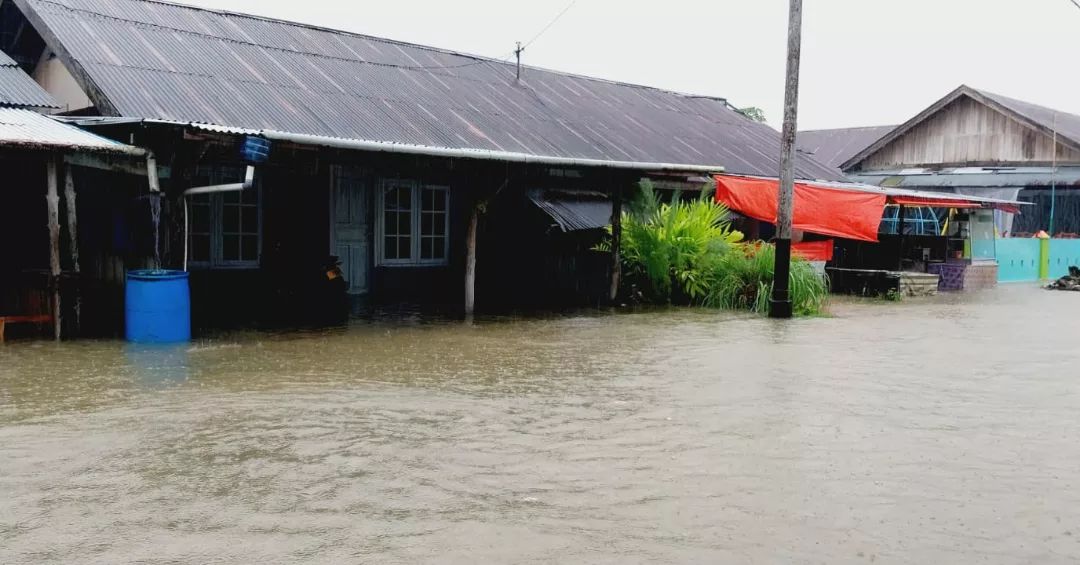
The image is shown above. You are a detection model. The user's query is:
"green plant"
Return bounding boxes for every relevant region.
[600,197,744,303]
[703,243,830,316]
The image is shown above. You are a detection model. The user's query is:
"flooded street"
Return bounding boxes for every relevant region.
[1,286,1079,564]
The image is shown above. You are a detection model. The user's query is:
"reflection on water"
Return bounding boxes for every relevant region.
[1,286,1079,563]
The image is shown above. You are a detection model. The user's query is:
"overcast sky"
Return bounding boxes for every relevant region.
[181,0,1080,131]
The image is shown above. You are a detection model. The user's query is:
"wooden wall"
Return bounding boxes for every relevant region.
[858,96,1080,170]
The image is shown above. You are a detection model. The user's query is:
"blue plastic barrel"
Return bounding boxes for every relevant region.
[125,270,191,343]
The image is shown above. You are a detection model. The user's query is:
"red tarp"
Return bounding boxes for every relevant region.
[792,240,835,261]
[715,175,887,242]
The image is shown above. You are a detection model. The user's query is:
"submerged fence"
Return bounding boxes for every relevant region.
[997,238,1080,282]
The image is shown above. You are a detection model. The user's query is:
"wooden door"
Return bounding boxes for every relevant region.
[330,166,370,294]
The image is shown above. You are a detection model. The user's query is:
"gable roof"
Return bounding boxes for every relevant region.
[797,125,895,172]
[11,0,843,180]
[0,48,58,108]
[841,85,1080,171]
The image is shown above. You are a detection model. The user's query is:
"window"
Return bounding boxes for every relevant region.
[377,180,448,265]
[188,165,261,268]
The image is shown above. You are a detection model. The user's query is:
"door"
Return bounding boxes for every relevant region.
[330,166,370,294]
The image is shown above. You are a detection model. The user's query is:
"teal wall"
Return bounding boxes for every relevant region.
[1049,240,1080,279]
[997,239,1041,282]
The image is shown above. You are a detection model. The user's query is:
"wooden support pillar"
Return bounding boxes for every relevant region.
[464,203,480,315]
[609,183,623,303]
[46,158,62,340]
[64,166,82,334]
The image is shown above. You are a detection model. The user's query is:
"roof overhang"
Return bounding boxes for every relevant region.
[64,117,727,174]
[0,108,145,156]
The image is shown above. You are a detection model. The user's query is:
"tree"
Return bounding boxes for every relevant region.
[738,107,767,123]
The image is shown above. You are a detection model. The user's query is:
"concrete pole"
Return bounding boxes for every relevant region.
[769,0,803,319]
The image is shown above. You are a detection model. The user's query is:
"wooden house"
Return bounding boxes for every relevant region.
[1,0,844,335]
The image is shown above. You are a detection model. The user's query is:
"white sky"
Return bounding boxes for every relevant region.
[182,0,1080,131]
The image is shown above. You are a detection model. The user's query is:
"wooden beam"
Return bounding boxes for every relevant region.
[464,203,480,315]
[46,157,62,340]
[64,165,81,334]
[608,183,623,303]
[64,153,170,178]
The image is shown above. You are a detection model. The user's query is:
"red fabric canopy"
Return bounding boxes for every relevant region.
[792,240,835,261]
[715,175,886,242]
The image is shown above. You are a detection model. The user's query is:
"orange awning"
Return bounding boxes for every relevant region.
[792,240,835,261]
[715,175,886,242]
[888,196,982,208]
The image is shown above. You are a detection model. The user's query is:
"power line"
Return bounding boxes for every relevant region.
[522,0,579,50]
[1068,0,1080,11]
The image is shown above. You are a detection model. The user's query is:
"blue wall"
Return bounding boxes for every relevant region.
[1049,240,1080,279]
[997,239,1041,282]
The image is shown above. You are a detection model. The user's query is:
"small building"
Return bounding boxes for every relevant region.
[800,85,1080,238]
[1,48,152,340]
[1,0,844,336]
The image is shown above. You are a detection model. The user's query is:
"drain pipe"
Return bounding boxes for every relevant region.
[182,165,256,271]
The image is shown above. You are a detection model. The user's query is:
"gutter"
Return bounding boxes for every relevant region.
[261,130,726,174]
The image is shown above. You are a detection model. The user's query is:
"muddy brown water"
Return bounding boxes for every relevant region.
[1,286,1078,564]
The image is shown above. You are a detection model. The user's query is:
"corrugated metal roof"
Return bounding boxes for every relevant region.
[0,107,143,153]
[850,166,1080,189]
[0,48,59,108]
[797,125,895,172]
[17,0,844,180]
[528,188,612,232]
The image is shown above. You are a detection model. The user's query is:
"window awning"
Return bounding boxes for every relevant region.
[715,175,887,242]
[528,188,612,232]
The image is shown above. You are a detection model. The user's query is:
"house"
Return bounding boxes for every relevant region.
[1,47,152,340]
[801,85,1080,238]
[1,0,846,335]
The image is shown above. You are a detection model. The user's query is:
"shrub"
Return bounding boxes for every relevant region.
[703,243,830,316]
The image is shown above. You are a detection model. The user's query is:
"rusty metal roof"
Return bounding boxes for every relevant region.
[0,48,58,108]
[14,0,843,180]
[797,125,895,173]
[0,106,142,153]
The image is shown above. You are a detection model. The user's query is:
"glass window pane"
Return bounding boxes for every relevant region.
[223,234,240,261]
[426,188,446,212]
[223,204,240,233]
[223,191,240,205]
[398,236,411,259]
[433,213,446,236]
[422,188,433,211]
[241,188,257,205]
[241,235,258,261]
[241,206,257,234]
[385,236,398,260]
[397,212,411,236]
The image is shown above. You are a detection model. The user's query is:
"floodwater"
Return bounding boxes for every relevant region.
[1,286,1078,564]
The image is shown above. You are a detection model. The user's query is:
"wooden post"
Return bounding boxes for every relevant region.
[46,158,62,340]
[769,0,803,319]
[64,166,81,334]
[609,183,623,303]
[464,203,480,315]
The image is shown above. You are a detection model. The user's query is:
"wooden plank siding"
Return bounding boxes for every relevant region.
[860,97,1080,170]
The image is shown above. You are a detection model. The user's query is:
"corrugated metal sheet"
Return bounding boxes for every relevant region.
[528,188,612,231]
[18,0,844,180]
[0,48,59,108]
[0,107,142,153]
[797,125,895,172]
[851,166,1080,189]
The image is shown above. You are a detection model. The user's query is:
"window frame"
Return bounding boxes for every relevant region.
[375,179,450,267]
[187,165,262,270]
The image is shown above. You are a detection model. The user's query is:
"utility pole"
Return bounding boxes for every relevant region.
[769,0,803,319]
[514,42,524,81]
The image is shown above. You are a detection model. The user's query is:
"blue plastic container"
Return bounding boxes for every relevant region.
[125,270,191,343]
